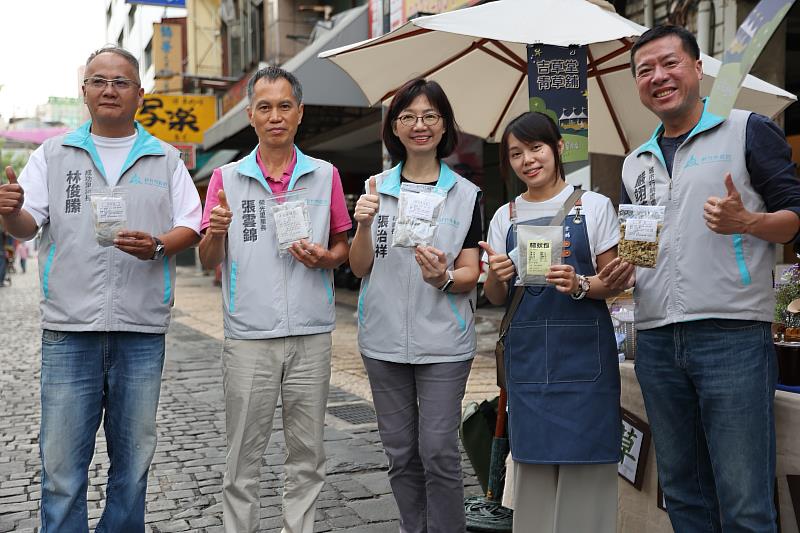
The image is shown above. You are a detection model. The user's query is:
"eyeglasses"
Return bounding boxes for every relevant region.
[83,76,139,91]
[396,113,442,127]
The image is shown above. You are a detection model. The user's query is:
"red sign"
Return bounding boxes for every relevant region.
[172,143,197,170]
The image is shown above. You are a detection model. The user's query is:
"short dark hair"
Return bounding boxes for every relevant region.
[382,78,459,161]
[247,66,303,104]
[630,25,700,76]
[86,46,141,83]
[499,112,565,182]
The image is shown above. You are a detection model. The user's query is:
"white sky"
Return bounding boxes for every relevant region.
[0,0,106,120]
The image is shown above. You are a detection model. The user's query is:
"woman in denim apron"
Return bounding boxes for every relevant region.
[481,112,634,533]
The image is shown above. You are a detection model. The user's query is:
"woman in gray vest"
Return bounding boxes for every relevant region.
[481,112,633,533]
[349,78,482,532]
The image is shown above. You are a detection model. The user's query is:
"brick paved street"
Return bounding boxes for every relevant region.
[0,262,501,532]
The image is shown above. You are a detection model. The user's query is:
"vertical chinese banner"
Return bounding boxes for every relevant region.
[368,0,384,38]
[153,22,184,93]
[707,0,796,118]
[389,0,404,31]
[527,44,588,163]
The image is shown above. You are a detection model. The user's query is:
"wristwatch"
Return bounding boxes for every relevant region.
[571,274,590,300]
[150,237,166,261]
[438,270,455,293]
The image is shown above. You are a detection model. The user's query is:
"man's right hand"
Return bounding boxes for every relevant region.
[0,166,24,217]
[208,189,232,236]
[353,176,379,227]
[479,241,515,282]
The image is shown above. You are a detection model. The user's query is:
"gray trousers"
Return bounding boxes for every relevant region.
[362,356,473,533]
[512,462,618,533]
[222,333,332,533]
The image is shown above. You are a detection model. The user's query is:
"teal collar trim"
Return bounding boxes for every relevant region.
[377,161,459,198]
[62,121,165,182]
[237,146,273,193]
[236,145,319,194]
[633,98,724,169]
[288,147,320,191]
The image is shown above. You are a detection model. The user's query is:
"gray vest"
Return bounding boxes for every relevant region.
[358,162,480,364]
[220,146,336,339]
[622,106,774,329]
[37,121,180,333]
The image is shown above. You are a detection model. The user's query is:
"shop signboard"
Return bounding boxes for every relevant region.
[527,44,589,163]
[153,22,184,94]
[136,94,217,144]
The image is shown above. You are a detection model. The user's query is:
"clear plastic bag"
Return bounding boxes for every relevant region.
[515,224,563,286]
[90,190,128,247]
[392,183,447,248]
[618,204,666,268]
[266,189,312,256]
[511,201,563,286]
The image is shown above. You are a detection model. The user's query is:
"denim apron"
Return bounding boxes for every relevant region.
[505,209,621,464]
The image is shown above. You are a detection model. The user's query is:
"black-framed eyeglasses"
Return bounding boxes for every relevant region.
[83,76,139,91]
[396,113,442,127]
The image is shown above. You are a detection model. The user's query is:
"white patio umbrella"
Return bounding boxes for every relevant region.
[320,0,796,156]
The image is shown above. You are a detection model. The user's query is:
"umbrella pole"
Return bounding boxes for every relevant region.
[465,388,513,532]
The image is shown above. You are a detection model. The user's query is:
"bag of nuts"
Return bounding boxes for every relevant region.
[618,204,666,268]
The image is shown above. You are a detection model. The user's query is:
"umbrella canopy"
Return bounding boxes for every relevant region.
[321,0,796,156]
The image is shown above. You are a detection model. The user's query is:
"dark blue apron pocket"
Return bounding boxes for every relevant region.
[507,319,601,384]
[507,321,547,384]
[546,319,601,383]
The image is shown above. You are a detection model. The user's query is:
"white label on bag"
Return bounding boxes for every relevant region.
[625,218,658,242]
[96,197,126,222]
[404,195,437,222]
[273,205,309,244]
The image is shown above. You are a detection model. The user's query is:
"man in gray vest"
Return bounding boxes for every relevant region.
[198,66,351,533]
[622,25,800,532]
[0,46,201,532]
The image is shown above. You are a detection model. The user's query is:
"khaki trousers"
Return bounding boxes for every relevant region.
[512,461,617,533]
[221,333,331,533]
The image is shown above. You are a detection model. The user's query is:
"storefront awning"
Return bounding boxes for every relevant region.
[203,5,369,150]
[193,149,240,184]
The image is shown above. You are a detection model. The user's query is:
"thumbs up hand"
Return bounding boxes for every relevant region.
[479,241,515,283]
[0,166,24,216]
[354,176,380,227]
[703,173,757,235]
[208,189,233,236]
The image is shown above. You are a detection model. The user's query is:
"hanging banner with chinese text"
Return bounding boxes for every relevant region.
[153,22,184,94]
[707,0,796,118]
[527,44,588,163]
[136,94,217,144]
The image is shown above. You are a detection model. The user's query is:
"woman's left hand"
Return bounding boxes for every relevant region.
[415,245,448,288]
[546,264,578,294]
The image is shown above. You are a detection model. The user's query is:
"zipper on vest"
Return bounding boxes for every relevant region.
[283,256,290,334]
[405,258,414,362]
[105,246,113,330]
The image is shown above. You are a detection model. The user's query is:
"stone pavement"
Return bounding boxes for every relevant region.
[0,263,501,532]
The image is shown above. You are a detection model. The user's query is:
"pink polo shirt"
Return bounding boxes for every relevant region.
[201,147,352,236]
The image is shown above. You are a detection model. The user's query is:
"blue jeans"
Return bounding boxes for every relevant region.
[635,319,777,533]
[39,330,165,533]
